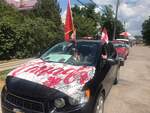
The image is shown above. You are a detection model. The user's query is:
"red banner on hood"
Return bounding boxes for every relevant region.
[8,59,95,88]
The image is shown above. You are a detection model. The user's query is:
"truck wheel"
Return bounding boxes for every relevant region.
[114,76,118,85]
[93,93,104,113]
[114,67,120,85]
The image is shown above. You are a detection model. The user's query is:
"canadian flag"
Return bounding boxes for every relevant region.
[64,0,75,42]
[101,28,109,44]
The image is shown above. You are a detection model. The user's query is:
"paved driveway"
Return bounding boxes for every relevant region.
[104,45,150,113]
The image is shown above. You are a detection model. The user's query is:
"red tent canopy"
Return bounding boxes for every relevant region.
[119,32,131,37]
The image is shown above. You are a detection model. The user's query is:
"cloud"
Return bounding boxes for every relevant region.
[118,0,150,35]
[93,0,150,36]
[93,0,115,5]
[61,10,67,24]
[61,5,85,24]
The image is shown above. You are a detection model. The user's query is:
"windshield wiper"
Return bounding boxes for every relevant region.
[40,57,55,63]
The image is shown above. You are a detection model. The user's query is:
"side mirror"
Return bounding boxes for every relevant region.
[107,58,117,65]
[37,51,42,58]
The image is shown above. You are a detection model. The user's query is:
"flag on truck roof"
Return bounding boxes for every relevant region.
[101,28,109,44]
[64,0,75,42]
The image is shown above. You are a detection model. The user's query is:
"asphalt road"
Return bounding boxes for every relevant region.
[104,45,150,113]
[0,45,150,113]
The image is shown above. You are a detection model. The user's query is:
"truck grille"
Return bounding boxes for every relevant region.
[6,93,44,113]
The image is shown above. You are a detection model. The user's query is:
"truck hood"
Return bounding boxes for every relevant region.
[7,59,95,96]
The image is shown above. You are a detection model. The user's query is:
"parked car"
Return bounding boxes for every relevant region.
[1,40,120,113]
[112,40,129,66]
[116,38,131,47]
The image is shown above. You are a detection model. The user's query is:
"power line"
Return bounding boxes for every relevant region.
[76,0,89,9]
[76,0,99,22]
[88,0,102,11]
[76,0,102,11]
[88,0,96,5]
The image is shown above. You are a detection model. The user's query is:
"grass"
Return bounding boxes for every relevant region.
[0,69,13,80]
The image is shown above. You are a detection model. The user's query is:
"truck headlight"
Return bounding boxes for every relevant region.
[54,98,65,108]
[68,89,90,106]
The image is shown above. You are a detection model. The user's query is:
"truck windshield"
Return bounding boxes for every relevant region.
[40,42,98,66]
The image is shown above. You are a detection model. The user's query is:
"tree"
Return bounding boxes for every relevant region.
[14,18,62,58]
[32,0,63,42]
[72,4,101,38]
[0,0,63,60]
[142,16,150,44]
[101,5,124,40]
[0,0,23,59]
[71,4,124,40]
[33,0,62,27]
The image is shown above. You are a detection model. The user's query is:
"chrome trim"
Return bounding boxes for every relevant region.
[5,93,45,113]
[13,108,25,113]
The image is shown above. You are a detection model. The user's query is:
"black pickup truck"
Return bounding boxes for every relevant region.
[1,40,120,113]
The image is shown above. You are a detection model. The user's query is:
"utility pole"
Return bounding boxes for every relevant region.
[124,20,126,31]
[113,0,120,40]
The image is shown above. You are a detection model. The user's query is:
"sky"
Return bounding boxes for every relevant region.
[5,0,150,36]
[59,0,150,36]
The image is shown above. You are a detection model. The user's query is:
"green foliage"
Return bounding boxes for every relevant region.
[73,13,98,37]
[0,2,20,59]
[0,69,12,80]
[72,4,101,38]
[72,4,124,40]
[0,0,63,60]
[14,18,62,58]
[101,5,124,40]
[33,0,62,26]
[142,16,150,44]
